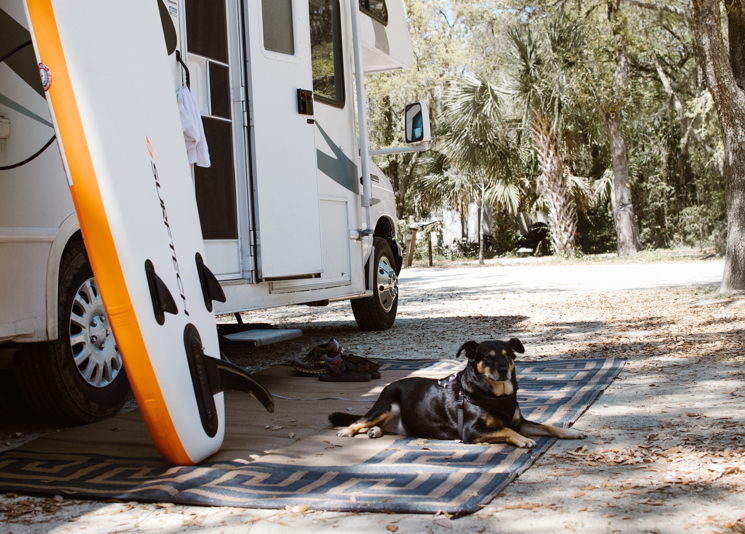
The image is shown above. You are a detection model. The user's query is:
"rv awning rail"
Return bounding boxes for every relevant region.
[349,0,372,234]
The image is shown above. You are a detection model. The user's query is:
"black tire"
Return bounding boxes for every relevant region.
[351,237,399,331]
[0,368,32,422]
[15,241,130,424]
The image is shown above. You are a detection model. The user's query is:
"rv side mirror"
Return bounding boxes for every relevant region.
[405,102,431,144]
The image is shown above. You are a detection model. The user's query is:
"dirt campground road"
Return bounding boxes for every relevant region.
[3,256,745,533]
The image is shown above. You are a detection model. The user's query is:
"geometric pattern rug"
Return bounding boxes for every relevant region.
[0,358,624,514]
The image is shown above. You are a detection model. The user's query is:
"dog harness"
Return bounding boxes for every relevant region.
[439,372,518,442]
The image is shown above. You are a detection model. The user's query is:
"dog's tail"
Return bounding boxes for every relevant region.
[328,412,362,427]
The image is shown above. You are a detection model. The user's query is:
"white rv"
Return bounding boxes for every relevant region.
[0,0,429,423]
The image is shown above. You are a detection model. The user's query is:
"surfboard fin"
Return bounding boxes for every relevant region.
[145,260,179,325]
[184,324,275,437]
[203,356,275,414]
[195,253,226,312]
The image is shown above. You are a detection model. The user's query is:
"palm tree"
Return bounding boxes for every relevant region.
[421,75,523,264]
[507,22,582,255]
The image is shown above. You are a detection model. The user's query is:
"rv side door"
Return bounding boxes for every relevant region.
[244,0,323,280]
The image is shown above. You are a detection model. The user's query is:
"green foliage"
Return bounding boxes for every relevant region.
[490,208,522,255]
[362,0,725,257]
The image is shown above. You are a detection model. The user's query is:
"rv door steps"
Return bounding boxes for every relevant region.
[221,328,303,347]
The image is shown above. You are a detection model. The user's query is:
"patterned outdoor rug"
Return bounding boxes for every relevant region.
[0,358,623,514]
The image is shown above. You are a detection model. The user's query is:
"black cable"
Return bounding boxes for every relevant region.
[0,134,56,171]
[0,39,31,65]
[0,39,57,171]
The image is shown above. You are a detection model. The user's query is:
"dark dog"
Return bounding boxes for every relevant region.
[329,338,586,448]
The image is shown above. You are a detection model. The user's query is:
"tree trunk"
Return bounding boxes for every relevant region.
[692,0,745,291]
[478,192,485,265]
[388,157,403,219]
[605,111,642,254]
[606,0,642,256]
[530,114,577,255]
[726,0,745,91]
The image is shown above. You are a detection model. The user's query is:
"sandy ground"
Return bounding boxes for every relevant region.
[2,256,745,533]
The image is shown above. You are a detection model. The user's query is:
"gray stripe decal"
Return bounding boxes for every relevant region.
[316,121,359,195]
[0,8,44,98]
[0,93,53,128]
[315,122,381,207]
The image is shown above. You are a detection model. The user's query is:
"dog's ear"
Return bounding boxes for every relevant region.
[456,341,479,360]
[509,337,525,354]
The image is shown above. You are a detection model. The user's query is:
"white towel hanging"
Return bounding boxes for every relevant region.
[177,86,210,168]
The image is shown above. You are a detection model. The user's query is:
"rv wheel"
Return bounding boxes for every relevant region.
[0,369,31,422]
[15,241,130,424]
[351,237,399,331]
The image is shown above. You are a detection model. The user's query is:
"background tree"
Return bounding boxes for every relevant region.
[604,0,643,255]
[690,0,745,291]
[361,0,731,264]
[420,76,524,263]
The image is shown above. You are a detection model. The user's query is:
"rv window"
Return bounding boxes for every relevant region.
[209,63,231,120]
[359,0,388,26]
[185,0,228,63]
[262,0,295,55]
[310,0,345,107]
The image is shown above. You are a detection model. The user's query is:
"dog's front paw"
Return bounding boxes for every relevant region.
[337,428,354,438]
[512,436,536,449]
[368,426,383,439]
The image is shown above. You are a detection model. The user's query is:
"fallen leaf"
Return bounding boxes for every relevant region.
[386,526,399,532]
[723,466,741,476]
[639,499,665,506]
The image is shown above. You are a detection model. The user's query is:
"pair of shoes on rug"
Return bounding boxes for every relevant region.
[319,353,381,382]
[291,339,343,374]
[291,340,381,382]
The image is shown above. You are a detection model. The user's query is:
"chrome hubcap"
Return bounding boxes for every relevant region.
[69,278,122,388]
[376,256,398,313]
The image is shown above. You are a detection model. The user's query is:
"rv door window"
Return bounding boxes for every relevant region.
[359,0,388,26]
[310,0,345,107]
[262,0,296,55]
[185,0,229,63]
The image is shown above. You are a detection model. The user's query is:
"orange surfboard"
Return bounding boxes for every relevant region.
[24,0,273,464]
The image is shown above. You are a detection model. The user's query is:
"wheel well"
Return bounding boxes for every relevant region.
[374,217,402,274]
[374,217,395,240]
[62,232,85,270]
[45,215,84,342]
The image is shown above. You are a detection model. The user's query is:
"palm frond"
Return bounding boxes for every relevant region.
[593,169,616,209]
